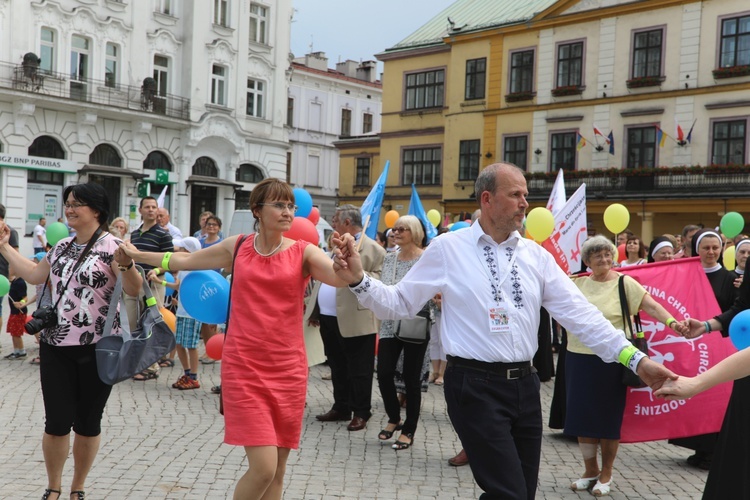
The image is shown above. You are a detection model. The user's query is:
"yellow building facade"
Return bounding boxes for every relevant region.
[340,0,750,240]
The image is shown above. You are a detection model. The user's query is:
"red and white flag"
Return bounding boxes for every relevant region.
[617,258,735,443]
[593,123,610,144]
[542,184,587,275]
[675,119,686,143]
[546,169,566,217]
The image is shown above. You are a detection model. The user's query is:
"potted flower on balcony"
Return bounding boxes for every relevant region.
[505,90,535,103]
[625,75,663,88]
[712,65,750,79]
[551,85,583,97]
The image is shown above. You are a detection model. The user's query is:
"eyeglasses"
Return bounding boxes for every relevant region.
[206,223,220,227]
[391,227,411,234]
[259,202,298,212]
[64,203,88,210]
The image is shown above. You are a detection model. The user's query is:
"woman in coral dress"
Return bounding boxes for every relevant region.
[121,178,349,500]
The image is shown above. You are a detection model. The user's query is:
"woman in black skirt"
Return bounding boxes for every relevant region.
[565,236,683,496]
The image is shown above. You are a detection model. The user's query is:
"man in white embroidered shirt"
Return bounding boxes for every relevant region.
[332,163,679,500]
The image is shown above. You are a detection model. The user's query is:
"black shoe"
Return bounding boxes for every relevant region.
[316,409,351,422]
[392,432,414,450]
[211,385,221,394]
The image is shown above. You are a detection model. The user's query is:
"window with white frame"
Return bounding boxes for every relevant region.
[249,3,268,44]
[153,55,169,96]
[246,78,264,117]
[213,0,228,27]
[211,64,227,106]
[719,15,750,68]
[70,35,90,82]
[156,0,172,15]
[105,43,118,88]
[40,27,56,73]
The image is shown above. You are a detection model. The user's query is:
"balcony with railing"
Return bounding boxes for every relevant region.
[525,166,750,201]
[3,60,190,120]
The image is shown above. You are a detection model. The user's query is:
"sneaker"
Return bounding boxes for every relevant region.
[180,378,201,390]
[172,375,190,389]
[5,352,26,360]
[200,357,216,365]
[211,385,221,394]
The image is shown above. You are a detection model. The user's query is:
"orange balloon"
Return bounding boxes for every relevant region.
[160,307,177,332]
[384,210,400,228]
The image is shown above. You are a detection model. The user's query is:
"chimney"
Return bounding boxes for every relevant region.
[356,60,377,83]
[304,51,329,72]
[336,60,359,78]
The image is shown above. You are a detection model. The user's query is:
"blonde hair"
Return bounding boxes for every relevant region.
[395,215,426,249]
[109,217,130,238]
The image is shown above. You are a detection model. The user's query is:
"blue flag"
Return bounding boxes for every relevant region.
[360,160,390,240]
[407,184,438,244]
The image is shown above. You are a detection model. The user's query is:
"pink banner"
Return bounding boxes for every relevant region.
[616,258,736,443]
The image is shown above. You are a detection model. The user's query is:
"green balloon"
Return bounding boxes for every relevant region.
[46,222,70,246]
[720,212,745,239]
[0,275,9,297]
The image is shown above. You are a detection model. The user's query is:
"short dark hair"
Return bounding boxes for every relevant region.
[206,215,222,228]
[0,203,6,220]
[139,196,158,208]
[249,178,294,232]
[63,183,110,228]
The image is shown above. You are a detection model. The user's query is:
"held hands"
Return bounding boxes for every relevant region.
[636,357,678,391]
[653,376,700,401]
[0,223,11,248]
[681,318,707,339]
[146,269,161,283]
[331,232,364,284]
[668,320,688,336]
[117,241,139,260]
[113,245,134,268]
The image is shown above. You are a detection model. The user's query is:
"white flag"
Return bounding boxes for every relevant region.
[156,185,169,208]
[542,184,588,275]
[546,169,566,217]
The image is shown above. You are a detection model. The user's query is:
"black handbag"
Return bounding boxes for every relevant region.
[619,275,648,388]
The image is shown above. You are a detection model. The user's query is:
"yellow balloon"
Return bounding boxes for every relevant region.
[724,246,736,271]
[384,210,400,228]
[525,207,555,242]
[603,204,630,234]
[427,209,441,228]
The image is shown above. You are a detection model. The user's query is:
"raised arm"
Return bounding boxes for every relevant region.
[0,224,49,285]
[119,236,237,272]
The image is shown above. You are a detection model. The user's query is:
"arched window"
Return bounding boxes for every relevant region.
[192,156,218,177]
[236,163,264,183]
[89,144,121,167]
[29,135,65,159]
[143,151,172,171]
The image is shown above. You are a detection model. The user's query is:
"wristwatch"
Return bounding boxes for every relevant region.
[118,260,134,272]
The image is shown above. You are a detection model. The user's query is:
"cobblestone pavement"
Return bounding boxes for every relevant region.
[0,337,708,499]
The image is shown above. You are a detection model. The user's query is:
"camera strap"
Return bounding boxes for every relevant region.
[47,228,103,311]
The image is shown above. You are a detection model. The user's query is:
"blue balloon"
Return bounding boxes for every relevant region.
[293,187,313,218]
[179,270,229,324]
[729,309,750,350]
[164,272,175,297]
[450,221,470,232]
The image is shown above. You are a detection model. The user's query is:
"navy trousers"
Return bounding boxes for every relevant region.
[444,363,542,500]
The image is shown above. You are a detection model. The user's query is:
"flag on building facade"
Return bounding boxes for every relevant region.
[360,160,390,240]
[541,183,587,275]
[607,131,615,156]
[617,258,734,443]
[407,184,437,243]
[593,124,610,143]
[546,168,566,217]
[576,132,586,151]
[656,127,667,147]
[675,119,685,143]
[686,119,697,144]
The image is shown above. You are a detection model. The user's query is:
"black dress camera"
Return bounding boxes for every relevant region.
[24,306,58,335]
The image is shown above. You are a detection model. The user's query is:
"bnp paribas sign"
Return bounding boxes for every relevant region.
[0,154,78,174]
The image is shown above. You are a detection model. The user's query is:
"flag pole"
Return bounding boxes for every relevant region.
[357,215,370,252]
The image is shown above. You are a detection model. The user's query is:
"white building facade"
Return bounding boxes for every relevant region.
[0,0,292,255]
[287,52,382,219]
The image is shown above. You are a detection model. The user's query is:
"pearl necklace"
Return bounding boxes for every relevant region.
[254,235,284,257]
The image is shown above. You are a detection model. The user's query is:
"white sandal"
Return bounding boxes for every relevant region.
[592,479,611,496]
[570,475,599,491]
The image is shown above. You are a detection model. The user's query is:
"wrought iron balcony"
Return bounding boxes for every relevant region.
[525,166,750,201]
[2,61,190,120]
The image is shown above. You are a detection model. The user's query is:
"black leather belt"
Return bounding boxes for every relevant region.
[446,355,536,380]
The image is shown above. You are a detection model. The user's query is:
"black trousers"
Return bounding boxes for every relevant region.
[319,314,376,420]
[377,336,429,435]
[444,363,542,500]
